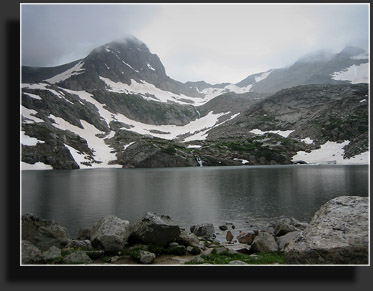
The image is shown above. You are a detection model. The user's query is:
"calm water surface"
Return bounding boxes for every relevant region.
[22,165,368,239]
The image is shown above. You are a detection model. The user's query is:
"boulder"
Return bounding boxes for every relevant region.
[237,231,256,245]
[22,240,45,264]
[251,231,278,253]
[276,231,301,250]
[42,246,62,262]
[190,223,215,240]
[139,250,156,264]
[90,215,131,252]
[22,214,71,251]
[285,196,369,264]
[176,230,200,247]
[219,225,228,231]
[128,212,181,247]
[62,251,93,264]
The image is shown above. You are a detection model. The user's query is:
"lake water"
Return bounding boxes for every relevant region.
[22,165,369,240]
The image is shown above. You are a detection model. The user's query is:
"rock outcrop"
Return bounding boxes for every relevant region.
[285,196,369,264]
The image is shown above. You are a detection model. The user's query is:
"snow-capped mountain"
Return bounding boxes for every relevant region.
[235,46,369,94]
[21,37,369,169]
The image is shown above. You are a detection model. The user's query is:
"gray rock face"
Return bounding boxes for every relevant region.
[139,250,156,264]
[90,215,131,252]
[190,223,216,240]
[129,212,181,247]
[22,214,72,251]
[251,231,278,253]
[42,246,62,262]
[285,196,369,264]
[237,231,256,245]
[22,240,45,264]
[62,251,93,264]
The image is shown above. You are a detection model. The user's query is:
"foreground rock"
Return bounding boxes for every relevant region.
[251,231,278,253]
[128,212,181,247]
[190,223,216,240]
[285,196,369,264]
[22,240,45,264]
[90,215,131,252]
[22,214,71,251]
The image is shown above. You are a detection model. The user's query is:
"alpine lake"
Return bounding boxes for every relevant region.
[22,164,369,241]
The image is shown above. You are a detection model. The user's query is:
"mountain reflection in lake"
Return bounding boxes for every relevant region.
[22,165,368,238]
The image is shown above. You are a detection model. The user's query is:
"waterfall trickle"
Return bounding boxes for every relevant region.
[196,157,203,167]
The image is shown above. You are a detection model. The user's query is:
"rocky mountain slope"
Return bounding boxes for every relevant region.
[21,37,369,169]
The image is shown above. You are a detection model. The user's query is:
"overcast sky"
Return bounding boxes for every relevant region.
[21,3,369,84]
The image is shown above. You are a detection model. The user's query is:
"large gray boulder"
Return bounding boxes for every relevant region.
[128,212,181,247]
[22,240,45,264]
[285,196,369,264]
[190,223,216,240]
[251,231,278,253]
[22,214,71,251]
[90,215,131,252]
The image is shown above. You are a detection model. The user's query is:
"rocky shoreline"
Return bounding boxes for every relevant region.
[21,196,368,265]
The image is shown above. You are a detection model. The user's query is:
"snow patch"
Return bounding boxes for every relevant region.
[122,61,139,73]
[44,61,85,84]
[224,84,253,94]
[23,92,42,100]
[291,140,368,164]
[147,63,156,71]
[331,63,369,84]
[254,71,272,83]
[21,130,44,146]
[21,162,53,170]
[301,137,314,144]
[49,114,121,168]
[187,145,202,149]
[250,129,294,138]
[22,106,44,123]
[64,144,91,169]
[123,141,136,150]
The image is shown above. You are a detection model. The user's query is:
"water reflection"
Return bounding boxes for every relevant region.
[22,165,368,237]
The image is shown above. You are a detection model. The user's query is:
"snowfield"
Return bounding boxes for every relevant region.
[44,61,85,84]
[331,63,369,84]
[49,114,121,168]
[21,162,53,170]
[21,130,45,146]
[291,140,369,164]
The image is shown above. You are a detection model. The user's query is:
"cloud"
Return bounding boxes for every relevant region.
[21,4,160,67]
[21,4,369,84]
